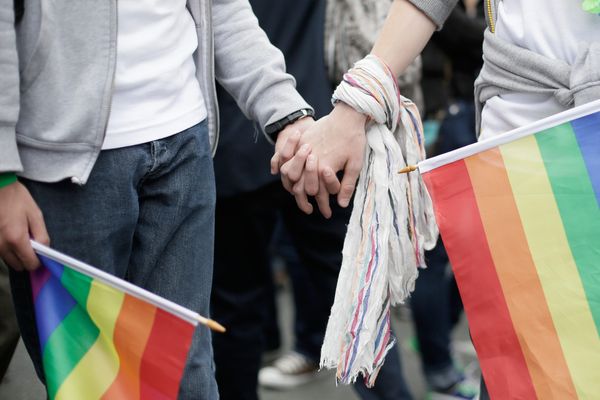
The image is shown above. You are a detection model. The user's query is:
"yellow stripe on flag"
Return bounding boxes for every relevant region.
[55,281,125,399]
[501,135,600,398]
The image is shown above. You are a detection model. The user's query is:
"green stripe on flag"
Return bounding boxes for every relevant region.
[536,123,600,335]
[43,307,100,399]
[60,267,93,307]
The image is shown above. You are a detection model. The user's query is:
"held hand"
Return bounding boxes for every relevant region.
[281,103,368,217]
[0,182,50,271]
[271,116,315,192]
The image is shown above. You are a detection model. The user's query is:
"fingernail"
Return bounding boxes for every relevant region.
[307,155,316,163]
[323,169,332,177]
[301,144,310,152]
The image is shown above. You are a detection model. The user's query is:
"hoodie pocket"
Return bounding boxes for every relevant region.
[18,1,53,93]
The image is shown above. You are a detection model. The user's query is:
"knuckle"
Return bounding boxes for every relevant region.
[4,231,23,247]
[292,185,304,196]
[341,184,355,195]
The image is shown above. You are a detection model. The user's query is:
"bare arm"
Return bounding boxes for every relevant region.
[371,0,437,77]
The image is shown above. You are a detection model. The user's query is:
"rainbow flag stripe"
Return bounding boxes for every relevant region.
[420,101,600,399]
[31,245,196,400]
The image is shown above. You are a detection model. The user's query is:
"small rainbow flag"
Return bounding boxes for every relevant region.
[30,242,198,400]
[420,100,600,399]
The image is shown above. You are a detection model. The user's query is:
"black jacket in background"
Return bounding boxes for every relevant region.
[213,0,332,197]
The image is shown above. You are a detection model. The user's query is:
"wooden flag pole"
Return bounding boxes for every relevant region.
[397,165,418,174]
[196,316,227,333]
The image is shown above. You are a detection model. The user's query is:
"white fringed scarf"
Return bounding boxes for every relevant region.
[319,55,438,386]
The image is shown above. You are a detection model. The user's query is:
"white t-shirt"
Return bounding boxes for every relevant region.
[480,1,600,140]
[103,0,206,150]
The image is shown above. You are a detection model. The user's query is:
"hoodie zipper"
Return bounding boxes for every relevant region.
[486,0,496,33]
[72,0,119,185]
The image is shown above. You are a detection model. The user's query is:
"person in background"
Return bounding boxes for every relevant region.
[210,1,352,398]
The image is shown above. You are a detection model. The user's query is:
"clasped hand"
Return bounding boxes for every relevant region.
[271,103,368,218]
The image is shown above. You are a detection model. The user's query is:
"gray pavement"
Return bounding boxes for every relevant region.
[0,283,476,400]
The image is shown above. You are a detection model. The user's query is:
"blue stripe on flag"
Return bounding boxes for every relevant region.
[35,256,77,350]
[571,112,600,205]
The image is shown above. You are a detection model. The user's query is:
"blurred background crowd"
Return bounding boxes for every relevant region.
[1,1,485,399]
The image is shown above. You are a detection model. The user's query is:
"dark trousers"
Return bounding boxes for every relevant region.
[0,261,19,381]
[410,239,464,390]
[211,182,349,400]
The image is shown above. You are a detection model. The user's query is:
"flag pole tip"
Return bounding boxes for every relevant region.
[203,318,226,333]
[397,165,417,174]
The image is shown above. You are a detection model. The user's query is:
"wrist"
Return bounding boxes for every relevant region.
[265,108,315,142]
[0,173,17,189]
[332,102,368,125]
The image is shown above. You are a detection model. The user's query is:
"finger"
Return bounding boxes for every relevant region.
[321,166,341,195]
[304,155,319,196]
[28,208,50,246]
[279,130,302,164]
[292,178,313,215]
[1,251,24,272]
[12,235,40,271]
[280,143,311,183]
[315,181,332,219]
[281,174,294,193]
[270,152,281,175]
[337,162,361,208]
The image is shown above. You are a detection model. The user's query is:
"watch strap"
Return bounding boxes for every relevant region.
[265,108,314,142]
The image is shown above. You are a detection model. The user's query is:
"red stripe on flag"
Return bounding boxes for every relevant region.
[422,160,537,399]
[139,308,195,399]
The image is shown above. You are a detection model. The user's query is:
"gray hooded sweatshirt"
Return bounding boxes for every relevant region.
[0,0,311,184]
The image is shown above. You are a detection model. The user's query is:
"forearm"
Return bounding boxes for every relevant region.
[371,0,438,77]
[213,0,311,131]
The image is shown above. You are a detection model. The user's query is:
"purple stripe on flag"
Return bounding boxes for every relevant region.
[31,267,51,302]
[33,257,76,349]
[571,112,600,204]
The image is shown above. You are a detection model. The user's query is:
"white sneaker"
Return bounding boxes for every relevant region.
[258,351,319,389]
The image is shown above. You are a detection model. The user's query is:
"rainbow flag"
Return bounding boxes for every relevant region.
[419,100,600,399]
[30,242,198,400]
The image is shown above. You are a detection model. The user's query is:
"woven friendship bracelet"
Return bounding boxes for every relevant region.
[0,173,17,189]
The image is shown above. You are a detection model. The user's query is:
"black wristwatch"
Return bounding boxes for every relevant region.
[265,108,315,142]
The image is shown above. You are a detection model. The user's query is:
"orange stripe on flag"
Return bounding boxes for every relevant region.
[465,149,577,399]
[102,295,157,400]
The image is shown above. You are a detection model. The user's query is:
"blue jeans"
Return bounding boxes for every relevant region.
[9,121,219,400]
